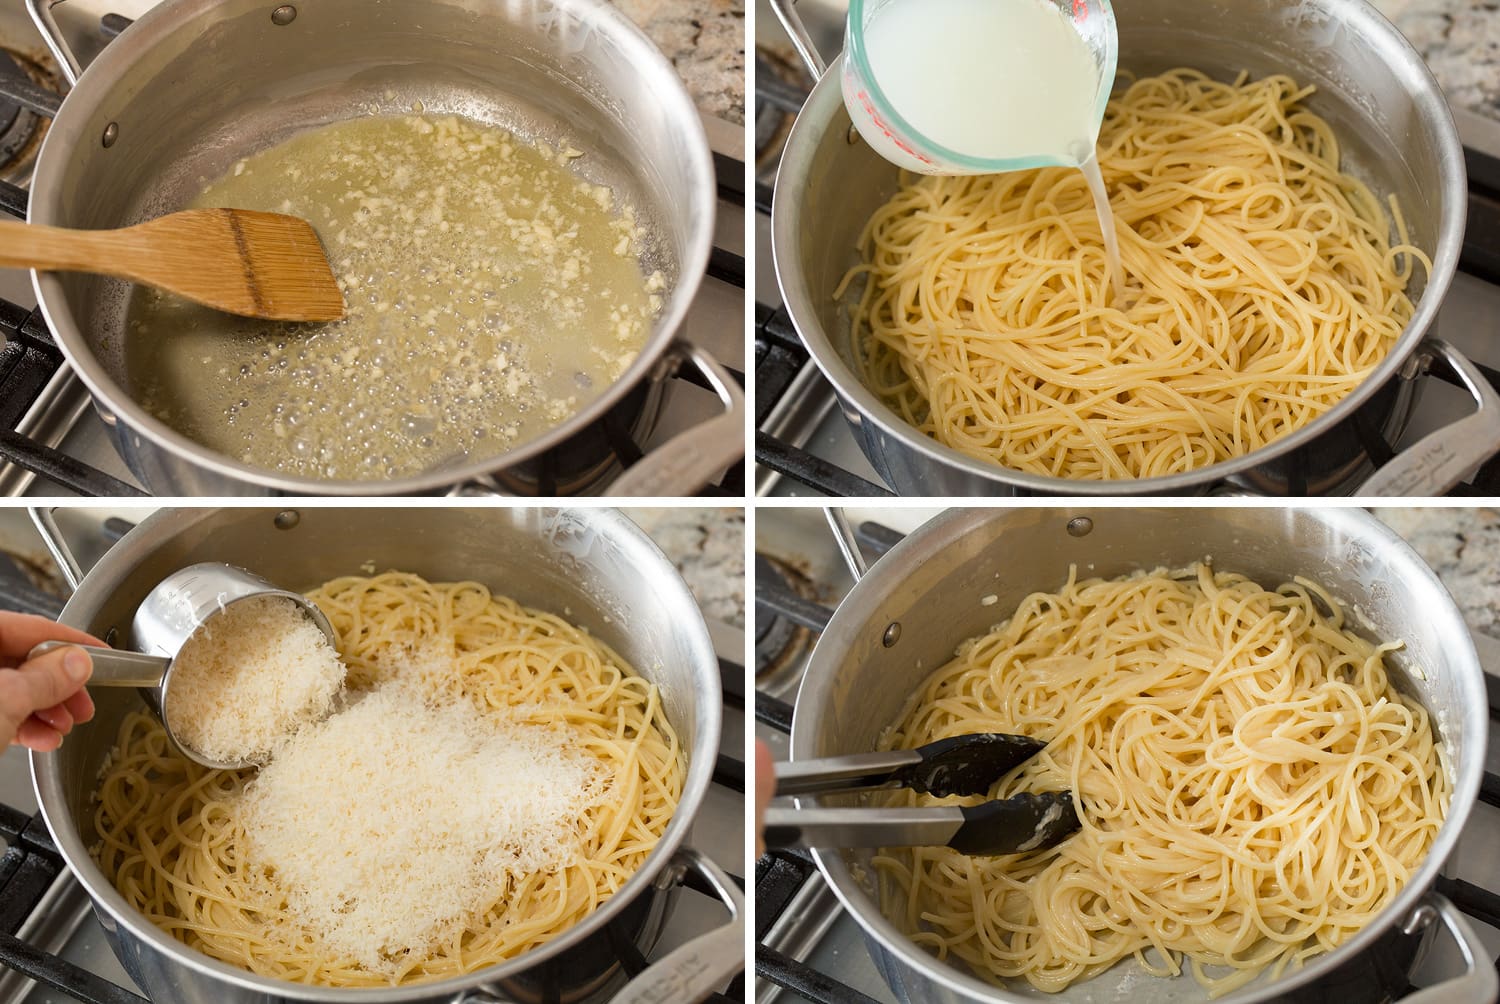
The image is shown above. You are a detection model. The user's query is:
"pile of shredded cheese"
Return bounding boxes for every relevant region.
[91,574,684,986]
[166,596,344,765]
[236,678,603,972]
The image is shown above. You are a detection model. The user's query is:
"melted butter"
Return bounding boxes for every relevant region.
[126,114,660,481]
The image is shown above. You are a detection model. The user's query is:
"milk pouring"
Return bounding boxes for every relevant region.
[847,0,1100,169]
[843,0,1127,301]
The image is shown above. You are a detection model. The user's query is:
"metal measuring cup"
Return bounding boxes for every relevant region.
[29,562,338,769]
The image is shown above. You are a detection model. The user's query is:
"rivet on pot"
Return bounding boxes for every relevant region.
[1400,905,1437,936]
[101,123,118,148]
[273,510,301,530]
[104,627,118,647]
[271,5,297,25]
[846,123,861,145]
[1066,516,1093,538]
[882,622,901,647]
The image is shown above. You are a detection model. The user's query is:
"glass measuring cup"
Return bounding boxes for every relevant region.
[29,562,339,770]
[843,0,1118,174]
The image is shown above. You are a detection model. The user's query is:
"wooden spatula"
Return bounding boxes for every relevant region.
[0,208,346,322]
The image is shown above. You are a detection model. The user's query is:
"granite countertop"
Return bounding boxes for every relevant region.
[627,507,745,629]
[1374,507,1500,637]
[608,0,746,125]
[1373,1,1500,122]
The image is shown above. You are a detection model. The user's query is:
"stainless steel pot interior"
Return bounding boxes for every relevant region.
[31,507,722,1001]
[790,507,1486,1003]
[772,0,1465,495]
[28,0,715,494]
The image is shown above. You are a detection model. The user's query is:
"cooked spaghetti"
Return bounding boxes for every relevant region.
[91,572,684,986]
[843,70,1428,480]
[873,564,1449,995]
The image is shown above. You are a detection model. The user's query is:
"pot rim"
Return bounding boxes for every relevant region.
[31,506,724,1001]
[790,506,1486,1003]
[771,0,1466,495]
[27,0,715,496]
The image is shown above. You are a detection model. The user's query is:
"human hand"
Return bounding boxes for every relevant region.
[1,612,104,751]
[755,739,774,858]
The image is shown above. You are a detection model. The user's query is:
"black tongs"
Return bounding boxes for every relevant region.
[764,733,1081,857]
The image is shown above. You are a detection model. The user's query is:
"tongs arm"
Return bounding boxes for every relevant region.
[774,733,1049,799]
[765,804,965,852]
[764,792,1080,857]
[774,749,926,796]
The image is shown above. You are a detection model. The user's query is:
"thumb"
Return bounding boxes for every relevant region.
[1,646,93,746]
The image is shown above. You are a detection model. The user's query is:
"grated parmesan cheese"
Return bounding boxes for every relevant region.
[166,596,344,766]
[235,679,603,972]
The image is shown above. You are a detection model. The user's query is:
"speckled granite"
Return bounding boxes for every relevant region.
[1373,507,1500,635]
[627,507,745,628]
[1373,1,1500,121]
[608,0,746,125]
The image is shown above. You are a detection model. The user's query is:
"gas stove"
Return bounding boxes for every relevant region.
[751,1,1500,498]
[0,505,747,1004]
[0,4,747,498]
[753,506,1500,1003]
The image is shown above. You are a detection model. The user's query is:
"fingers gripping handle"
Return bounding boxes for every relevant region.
[26,642,167,688]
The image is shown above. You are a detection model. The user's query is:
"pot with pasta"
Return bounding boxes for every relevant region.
[21,0,737,497]
[769,0,1500,496]
[788,507,1491,1003]
[28,507,739,1004]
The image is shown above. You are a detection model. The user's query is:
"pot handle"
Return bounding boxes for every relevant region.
[824,507,870,580]
[25,0,83,86]
[604,343,744,498]
[458,848,744,1004]
[1399,893,1498,1004]
[1356,339,1500,496]
[767,0,832,79]
[28,506,83,592]
[610,848,745,1004]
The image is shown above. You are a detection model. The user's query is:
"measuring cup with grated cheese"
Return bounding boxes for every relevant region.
[134,563,346,769]
[31,562,347,770]
[163,595,345,767]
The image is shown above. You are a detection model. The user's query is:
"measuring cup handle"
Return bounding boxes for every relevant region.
[25,642,168,688]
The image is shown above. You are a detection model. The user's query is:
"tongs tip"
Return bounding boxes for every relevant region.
[952,791,1081,857]
[900,731,1049,798]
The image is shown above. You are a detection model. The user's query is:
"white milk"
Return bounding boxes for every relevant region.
[854,0,1099,166]
[847,0,1127,303]
[1080,154,1126,304]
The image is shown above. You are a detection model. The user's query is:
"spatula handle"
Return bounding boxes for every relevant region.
[0,219,140,275]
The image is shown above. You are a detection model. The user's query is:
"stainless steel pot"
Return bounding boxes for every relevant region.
[12,0,742,497]
[768,0,1500,497]
[790,507,1493,1003]
[28,506,742,1004]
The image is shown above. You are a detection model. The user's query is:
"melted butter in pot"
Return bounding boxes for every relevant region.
[126,114,661,481]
